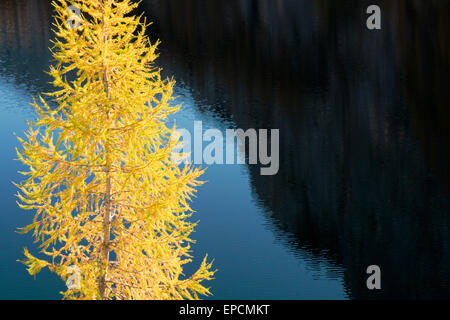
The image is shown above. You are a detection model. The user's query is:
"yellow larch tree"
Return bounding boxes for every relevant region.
[15,0,215,300]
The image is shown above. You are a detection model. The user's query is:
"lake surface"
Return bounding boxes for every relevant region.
[0,0,449,299]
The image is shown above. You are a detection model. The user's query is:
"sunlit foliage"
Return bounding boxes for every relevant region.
[15,0,215,300]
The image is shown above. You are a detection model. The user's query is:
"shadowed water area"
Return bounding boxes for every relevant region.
[0,0,449,299]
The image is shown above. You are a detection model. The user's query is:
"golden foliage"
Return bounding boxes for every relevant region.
[15,0,215,300]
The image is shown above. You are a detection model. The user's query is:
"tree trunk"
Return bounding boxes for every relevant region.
[98,0,112,300]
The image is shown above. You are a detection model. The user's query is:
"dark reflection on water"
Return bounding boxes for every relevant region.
[0,0,53,92]
[1,0,449,299]
[142,0,450,299]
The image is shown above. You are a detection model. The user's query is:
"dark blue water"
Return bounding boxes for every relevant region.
[1,0,449,299]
